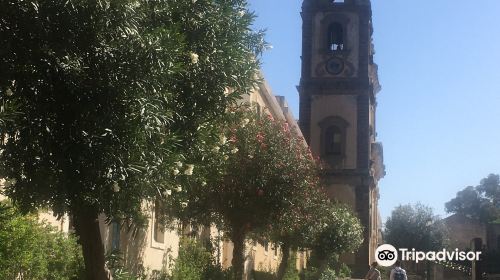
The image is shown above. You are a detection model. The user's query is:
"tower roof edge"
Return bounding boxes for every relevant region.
[302,0,372,10]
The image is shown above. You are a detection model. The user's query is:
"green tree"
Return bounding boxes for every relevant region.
[270,185,325,280]
[445,174,500,223]
[0,1,264,279]
[445,186,495,222]
[385,203,448,252]
[165,107,321,279]
[0,201,84,280]
[477,174,500,207]
[306,203,364,279]
[269,191,363,280]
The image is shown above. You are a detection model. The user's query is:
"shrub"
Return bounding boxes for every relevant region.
[337,263,351,278]
[149,270,171,280]
[171,237,228,280]
[0,201,84,280]
[301,255,351,280]
[282,256,300,280]
[319,268,337,280]
[253,271,276,280]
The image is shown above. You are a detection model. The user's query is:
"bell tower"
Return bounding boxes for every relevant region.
[298,0,384,277]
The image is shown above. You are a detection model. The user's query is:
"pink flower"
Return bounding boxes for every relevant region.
[282,123,289,132]
[256,132,265,143]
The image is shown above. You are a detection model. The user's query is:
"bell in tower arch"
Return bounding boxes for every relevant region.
[327,22,344,51]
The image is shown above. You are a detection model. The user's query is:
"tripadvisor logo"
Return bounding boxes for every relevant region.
[375,244,398,267]
[375,244,482,267]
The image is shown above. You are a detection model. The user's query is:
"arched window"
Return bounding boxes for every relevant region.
[319,116,349,165]
[325,126,342,155]
[327,22,344,51]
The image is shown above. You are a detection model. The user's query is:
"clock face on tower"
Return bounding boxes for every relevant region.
[325,57,344,75]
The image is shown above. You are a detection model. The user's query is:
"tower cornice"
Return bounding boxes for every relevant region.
[302,0,372,14]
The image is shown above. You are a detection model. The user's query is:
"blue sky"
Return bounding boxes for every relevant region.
[247,0,500,221]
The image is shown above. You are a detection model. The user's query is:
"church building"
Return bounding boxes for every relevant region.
[298,0,385,277]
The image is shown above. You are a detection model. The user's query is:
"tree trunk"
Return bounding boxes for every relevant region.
[276,242,291,280]
[73,207,109,280]
[231,227,247,280]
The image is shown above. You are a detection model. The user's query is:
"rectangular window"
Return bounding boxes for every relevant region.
[153,201,165,244]
[111,221,120,250]
[256,103,261,119]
